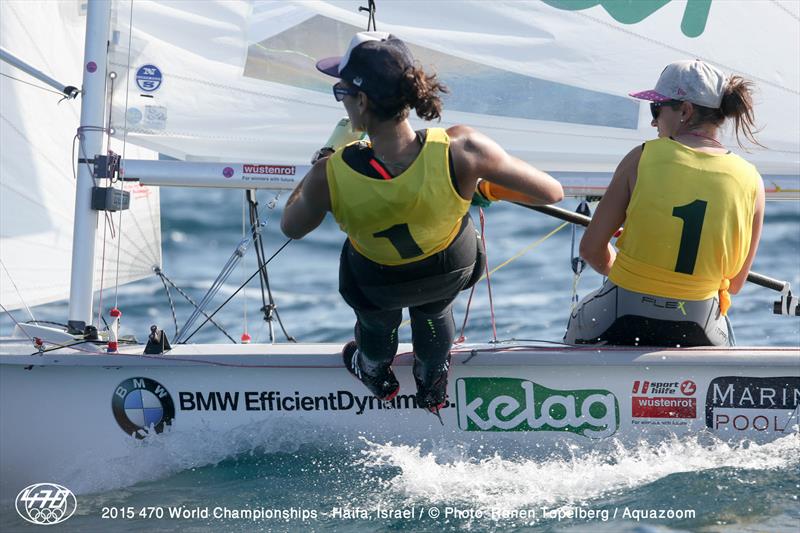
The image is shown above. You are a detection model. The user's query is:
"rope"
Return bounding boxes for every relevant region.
[478,208,498,342]
[155,268,235,343]
[481,222,569,279]
[155,270,179,339]
[417,218,571,338]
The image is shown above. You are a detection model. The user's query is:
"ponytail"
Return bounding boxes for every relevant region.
[720,75,762,148]
[689,75,763,148]
[399,65,448,121]
[367,64,448,122]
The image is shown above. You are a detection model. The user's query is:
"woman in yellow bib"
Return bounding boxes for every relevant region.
[565,60,765,346]
[281,32,563,412]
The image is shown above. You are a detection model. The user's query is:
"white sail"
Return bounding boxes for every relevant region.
[107,0,798,175]
[0,1,161,313]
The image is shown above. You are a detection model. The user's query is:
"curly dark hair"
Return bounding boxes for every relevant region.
[367,64,449,122]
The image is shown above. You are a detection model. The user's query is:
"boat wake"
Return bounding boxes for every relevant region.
[359,433,800,515]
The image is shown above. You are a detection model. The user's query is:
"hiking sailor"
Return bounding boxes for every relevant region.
[565,60,765,346]
[281,32,563,412]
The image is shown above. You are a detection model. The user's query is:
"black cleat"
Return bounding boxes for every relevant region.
[413,353,451,412]
[342,341,399,401]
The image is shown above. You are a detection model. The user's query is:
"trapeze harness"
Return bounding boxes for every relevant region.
[327,127,484,367]
[565,137,761,346]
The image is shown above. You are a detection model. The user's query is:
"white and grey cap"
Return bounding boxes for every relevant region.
[630,59,728,108]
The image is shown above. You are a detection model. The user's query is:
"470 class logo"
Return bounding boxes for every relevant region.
[456,378,619,438]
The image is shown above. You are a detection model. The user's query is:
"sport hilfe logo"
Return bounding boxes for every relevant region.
[631,379,697,419]
[456,378,619,438]
[15,483,77,525]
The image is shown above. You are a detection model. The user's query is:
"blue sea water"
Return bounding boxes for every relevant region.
[1,191,798,532]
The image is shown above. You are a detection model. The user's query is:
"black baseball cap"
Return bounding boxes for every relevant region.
[316,31,414,102]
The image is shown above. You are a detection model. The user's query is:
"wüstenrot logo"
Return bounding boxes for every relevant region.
[15,483,77,525]
[456,378,619,438]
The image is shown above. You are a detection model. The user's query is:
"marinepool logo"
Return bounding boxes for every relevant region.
[705,376,800,433]
[15,483,77,525]
[112,377,175,439]
[456,378,619,438]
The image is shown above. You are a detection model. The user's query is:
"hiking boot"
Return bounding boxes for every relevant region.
[413,353,451,411]
[342,341,399,401]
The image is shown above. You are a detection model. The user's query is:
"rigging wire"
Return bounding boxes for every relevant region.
[114,0,137,312]
[242,194,248,341]
[0,302,36,344]
[0,72,70,98]
[245,190,295,343]
[181,239,292,344]
[0,260,36,322]
[95,72,118,329]
[359,0,378,31]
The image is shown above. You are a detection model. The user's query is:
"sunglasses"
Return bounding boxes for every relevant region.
[333,82,359,102]
[650,100,683,120]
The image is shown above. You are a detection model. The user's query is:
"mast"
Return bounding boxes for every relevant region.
[67,0,112,333]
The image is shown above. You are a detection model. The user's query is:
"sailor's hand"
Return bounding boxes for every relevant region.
[310,147,335,164]
[471,179,494,208]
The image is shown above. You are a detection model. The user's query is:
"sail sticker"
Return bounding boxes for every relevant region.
[136,64,163,92]
[705,376,800,434]
[542,0,712,38]
[86,61,97,73]
[143,105,167,130]
[631,379,697,423]
[126,107,142,125]
[112,377,175,439]
[456,378,619,438]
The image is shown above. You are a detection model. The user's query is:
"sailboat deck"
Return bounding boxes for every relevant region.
[0,339,797,368]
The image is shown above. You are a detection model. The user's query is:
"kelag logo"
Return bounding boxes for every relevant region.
[456,378,619,438]
[112,377,175,439]
[706,376,800,433]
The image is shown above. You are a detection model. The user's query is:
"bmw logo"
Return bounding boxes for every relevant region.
[112,377,175,439]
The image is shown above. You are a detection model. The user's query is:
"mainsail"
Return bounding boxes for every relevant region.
[107,0,798,175]
[0,1,161,313]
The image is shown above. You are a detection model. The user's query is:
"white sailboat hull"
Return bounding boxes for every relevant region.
[1,342,797,500]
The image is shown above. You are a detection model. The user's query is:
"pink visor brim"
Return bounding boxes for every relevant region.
[629,90,672,102]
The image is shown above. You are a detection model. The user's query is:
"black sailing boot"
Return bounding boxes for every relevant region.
[413,353,451,412]
[342,341,399,401]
